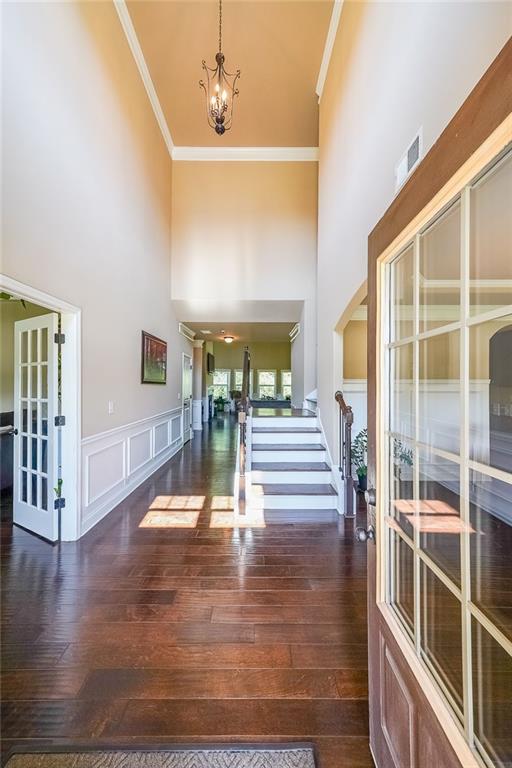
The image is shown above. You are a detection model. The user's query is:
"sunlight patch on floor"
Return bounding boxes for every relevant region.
[391,499,475,534]
[139,510,200,528]
[149,495,206,510]
[209,498,266,529]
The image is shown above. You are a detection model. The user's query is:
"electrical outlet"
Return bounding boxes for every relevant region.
[108,400,114,415]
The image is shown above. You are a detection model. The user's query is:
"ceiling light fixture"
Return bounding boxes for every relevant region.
[199,0,240,136]
[223,335,234,344]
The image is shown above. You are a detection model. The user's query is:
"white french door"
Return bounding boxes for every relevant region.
[13,313,59,541]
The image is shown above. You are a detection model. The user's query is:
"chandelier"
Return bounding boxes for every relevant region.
[199,0,240,136]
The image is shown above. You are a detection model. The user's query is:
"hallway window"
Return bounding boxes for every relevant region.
[212,369,230,400]
[257,370,276,399]
[382,147,512,768]
[234,369,253,395]
[281,370,292,399]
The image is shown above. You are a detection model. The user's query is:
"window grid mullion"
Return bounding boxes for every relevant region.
[460,185,474,744]
[413,234,421,657]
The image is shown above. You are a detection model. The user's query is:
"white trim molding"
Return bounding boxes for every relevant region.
[289,323,301,342]
[316,0,344,101]
[172,146,319,162]
[179,322,196,342]
[81,407,183,536]
[113,0,174,156]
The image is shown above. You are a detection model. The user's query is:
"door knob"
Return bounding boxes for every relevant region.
[356,526,375,542]
[364,487,377,506]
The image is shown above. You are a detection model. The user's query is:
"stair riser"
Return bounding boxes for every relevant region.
[251,470,333,484]
[252,417,318,429]
[251,449,327,463]
[252,432,322,445]
[250,495,337,510]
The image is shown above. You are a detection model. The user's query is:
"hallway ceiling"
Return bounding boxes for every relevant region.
[125,0,333,147]
[188,322,294,342]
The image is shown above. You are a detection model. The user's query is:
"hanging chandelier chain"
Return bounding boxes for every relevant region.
[218,0,222,53]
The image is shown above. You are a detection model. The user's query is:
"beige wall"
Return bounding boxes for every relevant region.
[0,301,51,413]
[343,320,367,380]
[210,341,291,394]
[212,341,290,373]
[171,161,318,399]
[317,2,511,455]
[2,2,190,437]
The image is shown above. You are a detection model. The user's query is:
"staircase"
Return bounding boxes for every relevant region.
[248,408,339,511]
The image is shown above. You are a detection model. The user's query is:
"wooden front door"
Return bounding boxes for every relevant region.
[366,41,512,768]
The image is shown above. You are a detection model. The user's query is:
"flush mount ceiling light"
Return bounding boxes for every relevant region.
[223,335,234,344]
[199,0,240,136]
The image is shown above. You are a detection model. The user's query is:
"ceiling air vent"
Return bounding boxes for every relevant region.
[395,128,423,192]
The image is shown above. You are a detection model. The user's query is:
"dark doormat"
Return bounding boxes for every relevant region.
[5,744,316,768]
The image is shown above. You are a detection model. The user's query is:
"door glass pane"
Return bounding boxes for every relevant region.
[31,472,38,507]
[31,365,38,399]
[420,563,463,711]
[41,402,48,436]
[390,244,414,341]
[390,344,414,439]
[420,200,461,332]
[418,331,460,454]
[30,402,37,435]
[21,470,27,502]
[389,436,415,538]
[418,449,462,585]
[470,151,512,316]
[41,439,48,475]
[21,331,28,363]
[41,365,48,399]
[31,329,38,362]
[469,315,512,473]
[21,436,28,468]
[21,402,28,433]
[41,477,48,512]
[472,619,512,768]
[21,366,28,398]
[390,530,414,633]
[40,327,48,362]
[31,437,38,470]
[470,469,512,641]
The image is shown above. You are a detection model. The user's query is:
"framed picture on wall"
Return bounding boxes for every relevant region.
[141,331,167,384]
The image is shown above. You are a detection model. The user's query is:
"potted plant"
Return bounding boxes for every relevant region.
[393,439,414,480]
[352,428,368,492]
[214,395,226,415]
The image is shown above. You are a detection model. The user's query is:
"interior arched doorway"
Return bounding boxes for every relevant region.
[489,324,512,472]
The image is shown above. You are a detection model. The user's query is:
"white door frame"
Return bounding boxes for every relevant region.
[182,352,193,443]
[1,274,81,541]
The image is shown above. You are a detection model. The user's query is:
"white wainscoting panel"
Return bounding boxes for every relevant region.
[81,408,183,537]
[154,420,170,455]
[129,428,152,474]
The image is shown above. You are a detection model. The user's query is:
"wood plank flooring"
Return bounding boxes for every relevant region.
[0,416,372,767]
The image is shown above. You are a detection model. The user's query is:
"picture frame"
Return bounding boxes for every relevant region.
[141,331,167,384]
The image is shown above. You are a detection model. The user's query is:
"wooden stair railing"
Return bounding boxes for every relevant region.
[237,347,251,515]
[334,390,355,518]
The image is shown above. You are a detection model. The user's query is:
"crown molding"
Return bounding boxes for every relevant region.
[115,0,320,162]
[316,0,344,102]
[171,146,319,162]
[113,0,174,156]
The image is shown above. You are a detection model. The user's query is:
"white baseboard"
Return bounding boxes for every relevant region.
[79,408,183,538]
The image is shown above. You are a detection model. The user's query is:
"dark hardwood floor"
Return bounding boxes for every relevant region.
[0,415,372,767]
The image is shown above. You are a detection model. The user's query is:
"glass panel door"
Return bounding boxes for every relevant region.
[382,147,512,768]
